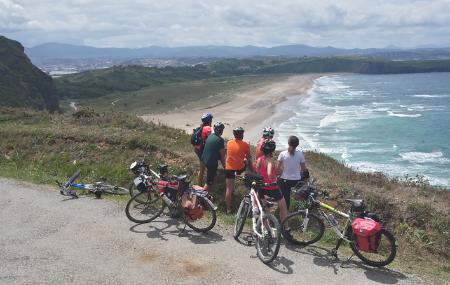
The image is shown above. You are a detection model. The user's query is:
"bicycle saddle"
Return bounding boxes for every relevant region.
[344,199,363,207]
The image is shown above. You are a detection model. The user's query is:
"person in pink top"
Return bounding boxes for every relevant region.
[255,139,288,223]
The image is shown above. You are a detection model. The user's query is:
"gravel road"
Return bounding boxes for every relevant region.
[0,178,424,285]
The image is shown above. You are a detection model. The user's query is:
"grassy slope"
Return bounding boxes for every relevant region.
[61,75,286,114]
[1,108,449,282]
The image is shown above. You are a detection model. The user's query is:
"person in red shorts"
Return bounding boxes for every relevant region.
[193,113,213,185]
[225,127,252,214]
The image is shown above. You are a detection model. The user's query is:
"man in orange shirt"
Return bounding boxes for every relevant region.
[225,127,252,214]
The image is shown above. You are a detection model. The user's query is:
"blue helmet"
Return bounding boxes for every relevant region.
[201,112,213,123]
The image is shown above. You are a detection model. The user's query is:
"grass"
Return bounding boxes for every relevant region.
[0,107,449,283]
[60,74,286,114]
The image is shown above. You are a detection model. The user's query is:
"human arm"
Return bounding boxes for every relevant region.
[220,148,226,169]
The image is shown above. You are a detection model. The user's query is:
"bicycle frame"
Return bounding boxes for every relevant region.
[248,185,273,239]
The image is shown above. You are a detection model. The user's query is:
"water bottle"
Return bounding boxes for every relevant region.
[328,214,338,226]
[161,193,174,208]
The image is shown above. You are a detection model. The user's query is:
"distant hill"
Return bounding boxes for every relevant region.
[26,42,450,63]
[0,36,59,111]
[55,57,450,99]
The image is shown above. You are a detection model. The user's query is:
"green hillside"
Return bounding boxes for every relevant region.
[55,57,450,100]
[0,36,59,111]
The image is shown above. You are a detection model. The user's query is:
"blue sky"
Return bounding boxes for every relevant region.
[1,0,450,48]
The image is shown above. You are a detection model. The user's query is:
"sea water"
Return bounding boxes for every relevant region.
[275,73,450,187]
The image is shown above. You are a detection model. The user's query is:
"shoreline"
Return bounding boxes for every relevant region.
[142,73,323,144]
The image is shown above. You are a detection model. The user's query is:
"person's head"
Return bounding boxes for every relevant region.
[262,127,275,139]
[261,139,276,157]
[201,112,213,126]
[233,127,244,140]
[288,136,299,154]
[213,121,225,136]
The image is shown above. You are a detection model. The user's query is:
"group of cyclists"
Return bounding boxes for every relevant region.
[192,112,310,221]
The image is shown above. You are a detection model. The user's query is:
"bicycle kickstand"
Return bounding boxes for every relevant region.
[179,222,187,236]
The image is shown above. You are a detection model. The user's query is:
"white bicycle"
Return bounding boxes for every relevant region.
[233,173,281,264]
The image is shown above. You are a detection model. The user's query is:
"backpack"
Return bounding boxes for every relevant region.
[190,126,203,147]
[352,217,382,252]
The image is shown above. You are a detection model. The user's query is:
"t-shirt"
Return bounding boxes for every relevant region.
[226,139,250,170]
[194,125,212,152]
[201,133,225,167]
[277,150,305,180]
[255,137,265,160]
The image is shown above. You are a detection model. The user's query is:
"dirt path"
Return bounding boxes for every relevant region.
[0,178,423,285]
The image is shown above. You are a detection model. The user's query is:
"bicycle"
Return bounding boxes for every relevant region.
[281,180,397,267]
[125,171,218,233]
[56,170,129,199]
[233,173,281,264]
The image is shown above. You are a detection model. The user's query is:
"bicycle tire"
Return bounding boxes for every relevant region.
[125,192,165,223]
[255,213,281,264]
[281,211,325,245]
[350,228,397,267]
[184,196,217,233]
[99,184,129,195]
[233,197,250,240]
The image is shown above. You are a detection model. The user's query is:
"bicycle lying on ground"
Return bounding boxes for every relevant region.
[56,170,129,199]
[281,180,397,267]
[233,173,281,264]
[125,170,218,233]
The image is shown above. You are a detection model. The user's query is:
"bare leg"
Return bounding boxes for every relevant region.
[277,198,289,223]
[197,161,205,185]
[225,178,235,213]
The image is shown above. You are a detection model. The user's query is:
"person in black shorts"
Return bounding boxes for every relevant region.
[201,122,226,192]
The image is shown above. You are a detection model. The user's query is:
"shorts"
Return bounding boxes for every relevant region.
[206,164,218,186]
[258,188,283,201]
[225,168,245,179]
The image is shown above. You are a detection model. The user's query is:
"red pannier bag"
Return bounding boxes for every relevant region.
[352,217,382,252]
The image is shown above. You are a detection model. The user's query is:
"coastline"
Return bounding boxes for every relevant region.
[141,74,323,144]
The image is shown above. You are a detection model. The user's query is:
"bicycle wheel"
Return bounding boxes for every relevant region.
[233,197,250,240]
[184,196,217,233]
[350,228,397,267]
[281,211,324,245]
[99,184,129,195]
[255,213,281,264]
[125,192,165,223]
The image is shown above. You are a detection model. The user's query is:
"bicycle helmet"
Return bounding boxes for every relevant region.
[262,127,275,138]
[213,121,225,134]
[233,127,244,139]
[261,139,276,155]
[159,164,168,176]
[201,112,213,124]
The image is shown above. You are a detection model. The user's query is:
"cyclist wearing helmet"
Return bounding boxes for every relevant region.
[224,127,252,214]
[255,127,275,160]
[276,135,309,210]
[201,122,226,192]
[193,113,213,185]
[255,139,288,222]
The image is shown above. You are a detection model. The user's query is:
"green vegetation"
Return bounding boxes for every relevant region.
[55,57,450,101]
[0,36,59,111]
[62,75,285,114]
[0,107,448,283]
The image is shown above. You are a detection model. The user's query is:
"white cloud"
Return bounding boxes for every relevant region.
[1,0,450,48]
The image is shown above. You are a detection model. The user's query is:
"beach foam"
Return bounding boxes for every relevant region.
[387,111,422,118]
[399,151,450,164]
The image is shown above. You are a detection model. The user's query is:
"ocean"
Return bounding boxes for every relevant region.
[275,73,450,188]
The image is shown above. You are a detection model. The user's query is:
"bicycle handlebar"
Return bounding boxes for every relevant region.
[65,170,81,187]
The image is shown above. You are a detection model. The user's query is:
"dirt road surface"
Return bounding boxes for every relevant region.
[0,178,423,285]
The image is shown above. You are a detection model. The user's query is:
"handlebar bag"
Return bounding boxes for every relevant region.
[352,217,382,252]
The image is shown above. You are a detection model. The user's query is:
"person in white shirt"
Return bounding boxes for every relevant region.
[276,136,309,209]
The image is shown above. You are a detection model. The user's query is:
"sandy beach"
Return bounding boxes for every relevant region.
[142,74,322,143]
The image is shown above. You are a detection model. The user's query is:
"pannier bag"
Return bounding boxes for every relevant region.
[352,218,382,252]
[181,192,204,220]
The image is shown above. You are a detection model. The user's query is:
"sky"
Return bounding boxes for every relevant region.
[1,0,450,48]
